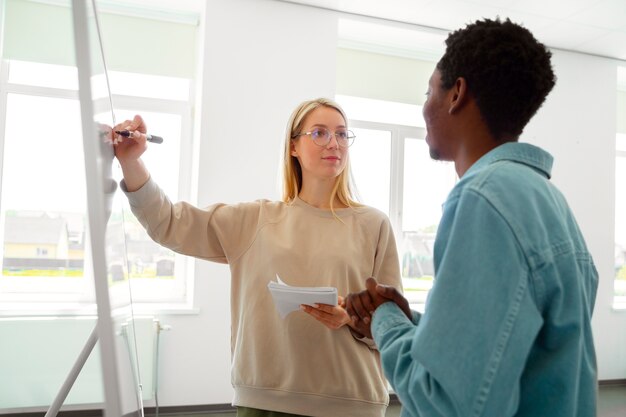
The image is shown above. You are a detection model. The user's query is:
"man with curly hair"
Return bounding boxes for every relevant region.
[346,18,599,417]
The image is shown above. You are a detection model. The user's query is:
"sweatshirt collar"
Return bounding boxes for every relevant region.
[292,196,354,218]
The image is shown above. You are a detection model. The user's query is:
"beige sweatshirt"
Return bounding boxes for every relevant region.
[124,178,402,417]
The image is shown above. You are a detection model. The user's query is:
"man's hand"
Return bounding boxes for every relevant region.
[373,279,412,321]
[345,278,413,338]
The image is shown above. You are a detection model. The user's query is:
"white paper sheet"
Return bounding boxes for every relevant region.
[267,275,338,318]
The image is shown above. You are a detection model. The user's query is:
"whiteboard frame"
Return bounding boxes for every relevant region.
[71,0,123,415]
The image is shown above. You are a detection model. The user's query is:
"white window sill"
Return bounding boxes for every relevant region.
[0,301,200,318]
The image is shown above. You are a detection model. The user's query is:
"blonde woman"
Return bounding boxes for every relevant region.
[113,98,402,417]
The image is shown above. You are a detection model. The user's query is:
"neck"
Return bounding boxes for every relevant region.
[298,180,345,209]
[452,111,501,177]
[455,139,501,177]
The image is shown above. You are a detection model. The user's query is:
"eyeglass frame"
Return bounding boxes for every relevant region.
[292,127,356,148]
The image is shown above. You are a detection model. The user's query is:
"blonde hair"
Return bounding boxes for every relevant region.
[282,98,362,212]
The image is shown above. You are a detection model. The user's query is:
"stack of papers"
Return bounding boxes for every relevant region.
[267,275,338,318]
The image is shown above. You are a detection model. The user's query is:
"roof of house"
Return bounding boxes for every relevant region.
[4,215,67,245]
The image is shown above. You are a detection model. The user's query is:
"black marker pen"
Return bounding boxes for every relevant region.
[115,130,164,144]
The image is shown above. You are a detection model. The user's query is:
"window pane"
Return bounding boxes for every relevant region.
[107,110,181,198]
[0,100,186,303]
[349,127,391,214]
[8,60,78,90]
[615,155,626,308]
[111,110,184,301]
[0,93,89,297]
[109,72,190,101]
[1,59,190,306]
[401,138,456,306]
[402,139,455,231]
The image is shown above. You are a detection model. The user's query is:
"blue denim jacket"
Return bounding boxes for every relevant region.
[372,142,598,417]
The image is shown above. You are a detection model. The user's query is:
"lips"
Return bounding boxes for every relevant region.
[322,156,341,161]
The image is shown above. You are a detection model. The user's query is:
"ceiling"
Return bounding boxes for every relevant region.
[279,0,626,61]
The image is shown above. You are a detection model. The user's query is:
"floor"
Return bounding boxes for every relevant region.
[152,384,626,417]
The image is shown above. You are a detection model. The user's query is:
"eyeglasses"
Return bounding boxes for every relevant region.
[293,127,356,148]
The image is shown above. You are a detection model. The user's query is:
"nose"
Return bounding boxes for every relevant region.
[326,132,340,149]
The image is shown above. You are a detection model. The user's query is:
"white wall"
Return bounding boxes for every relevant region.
[151,0,338,406]
[146,4,626,408]
[618,90,626,134]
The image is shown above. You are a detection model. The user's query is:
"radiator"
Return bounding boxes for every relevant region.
[0,316,160,413]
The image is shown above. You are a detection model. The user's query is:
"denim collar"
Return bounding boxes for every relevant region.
[464,142,554,179]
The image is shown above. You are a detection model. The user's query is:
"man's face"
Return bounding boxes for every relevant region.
[422,68,454,161]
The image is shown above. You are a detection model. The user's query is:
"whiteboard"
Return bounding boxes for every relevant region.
[71,0,144,416]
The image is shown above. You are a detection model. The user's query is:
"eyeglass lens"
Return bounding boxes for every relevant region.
[310,128,354,147]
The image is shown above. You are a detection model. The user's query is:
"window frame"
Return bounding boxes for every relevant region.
[0,59,195,314]
[350,118,448,310]
[349,119,425,237]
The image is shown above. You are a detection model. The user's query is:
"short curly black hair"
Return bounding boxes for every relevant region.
[437,18,556,141]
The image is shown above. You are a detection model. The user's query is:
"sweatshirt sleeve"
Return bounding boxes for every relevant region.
[371,215,403,291]
[122,177,262,263]
[351,213,403,350]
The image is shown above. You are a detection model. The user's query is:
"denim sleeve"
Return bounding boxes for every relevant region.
[372,303,460,417]
[372,189,543,417]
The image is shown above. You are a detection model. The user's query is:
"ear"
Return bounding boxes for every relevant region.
[290,140,298,157]
[449,77,468,114]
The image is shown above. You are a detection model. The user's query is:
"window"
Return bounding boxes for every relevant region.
[341,95,457,309]
[0,60,193,310]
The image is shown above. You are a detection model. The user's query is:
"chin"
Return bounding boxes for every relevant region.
[429,147,441,161]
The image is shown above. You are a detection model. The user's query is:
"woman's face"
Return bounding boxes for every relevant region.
[291,106,349,182]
